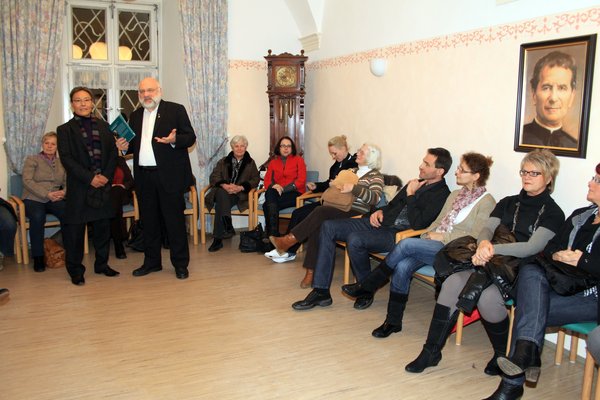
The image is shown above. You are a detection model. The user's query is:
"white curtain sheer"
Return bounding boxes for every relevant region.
[178,0,229,184]
[0,0,65,174]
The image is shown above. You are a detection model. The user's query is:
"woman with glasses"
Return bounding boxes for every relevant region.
[262,136,307,238]
[485,163,600,400]
[339,152,495,327]
[21,132,67,272]
[271,143,384,288]
[57,86,119,285]
[405,149,564,379]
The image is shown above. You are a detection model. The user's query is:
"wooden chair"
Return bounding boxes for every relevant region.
[250,170,319,229]
[9,174,87,264]
[555,322,599,400]
[184,185,199,245]
[199,185,255,245]
[5,197,22,264]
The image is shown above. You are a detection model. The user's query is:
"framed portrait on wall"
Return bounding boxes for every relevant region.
[514,34,596,158]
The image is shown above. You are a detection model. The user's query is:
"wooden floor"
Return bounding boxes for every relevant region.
[0,235,590,399]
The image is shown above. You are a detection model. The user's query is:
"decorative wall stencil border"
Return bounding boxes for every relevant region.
[308,7,600,70]
[229,60,266,70]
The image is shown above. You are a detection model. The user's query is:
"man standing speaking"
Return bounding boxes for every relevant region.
[118,77,196,279]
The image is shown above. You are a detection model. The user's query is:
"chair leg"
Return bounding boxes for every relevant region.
[555,329,566,365]
[455,311,464,346]
[21,224,29,265]
[582,351,594,400]
[594,362,600,400]
[200,211,207,245]
[84,225,89,254]
[507,305,515,355]
[13,227,22,264]
[343,247,350,284]
[572,336,580,363]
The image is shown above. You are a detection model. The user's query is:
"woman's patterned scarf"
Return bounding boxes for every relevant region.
[74,115,102,173]
[437,186,487,233]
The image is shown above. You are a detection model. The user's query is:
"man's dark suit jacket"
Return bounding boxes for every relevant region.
[128,100,196,193]
[522,119,578,149]
[57,117,117,224]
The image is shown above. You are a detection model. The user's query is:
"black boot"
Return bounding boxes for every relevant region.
[33,256,45,272]
[481,317,510,376]
[221,216,235,239]
[456,268,492,314]
[497,339,541,383]
[405,304,459,373]
[208,238,223,252]
[264,204,280,237]
[372,292,408,338]
[114,239,127,259]
[341,261,393,298]
[483,380,524,400]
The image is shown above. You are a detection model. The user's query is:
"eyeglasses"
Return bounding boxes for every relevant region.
[519,169,543,177]
[280,144,292,148]
[457,166,474,174]
[72,98,92,104]
[591,176,600,184]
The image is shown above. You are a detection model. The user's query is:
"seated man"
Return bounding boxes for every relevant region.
[291,147,452,310]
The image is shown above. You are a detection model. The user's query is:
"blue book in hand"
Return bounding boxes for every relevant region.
[109,114,136,142]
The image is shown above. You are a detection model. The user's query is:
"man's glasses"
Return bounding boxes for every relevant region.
[591,176,600,184]
[72,98,92,104]
[519,170,543,177]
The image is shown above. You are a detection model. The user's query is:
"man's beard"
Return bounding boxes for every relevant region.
[141,95,161,110]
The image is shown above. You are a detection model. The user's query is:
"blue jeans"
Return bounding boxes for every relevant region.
[0,205,17,256]
[387,238,444,293]
[514,262,597,348]
[312,217,398,289]
[23,199,66,258]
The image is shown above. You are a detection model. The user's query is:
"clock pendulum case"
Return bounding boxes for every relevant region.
[264,49,308,160]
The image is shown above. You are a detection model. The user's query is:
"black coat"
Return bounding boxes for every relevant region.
[128,100,196,193]
[57,117,117,224]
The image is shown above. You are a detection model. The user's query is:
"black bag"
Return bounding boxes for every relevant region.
[536,253,599,296]
[127,220,145,252]
[239,223,272,253]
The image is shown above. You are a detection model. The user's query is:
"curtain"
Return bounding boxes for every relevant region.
[178,0,228,185]
[0,0,64,174]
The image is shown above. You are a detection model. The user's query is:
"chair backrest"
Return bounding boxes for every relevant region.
[9,174,23,197]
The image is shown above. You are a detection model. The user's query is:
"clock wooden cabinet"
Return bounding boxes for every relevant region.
[265,50,308,159]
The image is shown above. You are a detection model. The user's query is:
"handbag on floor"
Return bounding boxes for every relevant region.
[44,238,65,269]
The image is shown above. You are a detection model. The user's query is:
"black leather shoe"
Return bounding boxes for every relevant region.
[484,355,501,376]
[208,238,223,252]
[175,268,189,280]
[341,282,372,298]
[222,229,235,239]
[95,266,120,277]
[132,265,162,277]
[483,380,524,400]
[405,345,442,373]
[353,294,374,310]
[372,321,402,338]
[292,289,332,310]
[71,275,85,286]
[33,256,45,272]
[114,241,127,259]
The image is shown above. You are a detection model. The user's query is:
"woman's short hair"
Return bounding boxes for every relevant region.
[230,135,248,148]
[41,131,57,144]
[274,136,297,156]
[69,86,93,101]
[521,149,560,193]
[328,135,349,150]
[362,143,382,170]
[596,163,600,175]
[462,152,493,187]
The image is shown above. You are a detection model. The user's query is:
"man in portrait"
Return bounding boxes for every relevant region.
[522,51,578,149]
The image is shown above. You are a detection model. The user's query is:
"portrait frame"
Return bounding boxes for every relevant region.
[514,34,596,158]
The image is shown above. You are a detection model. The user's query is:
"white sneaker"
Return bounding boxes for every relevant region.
[271,254,297,263]
[264,249,288,259]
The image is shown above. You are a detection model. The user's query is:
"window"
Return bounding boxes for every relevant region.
[64,0,160,122]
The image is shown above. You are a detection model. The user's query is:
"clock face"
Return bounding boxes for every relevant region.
[275,66,297,88]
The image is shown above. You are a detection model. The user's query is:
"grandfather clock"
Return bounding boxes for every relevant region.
[265,49,308,160]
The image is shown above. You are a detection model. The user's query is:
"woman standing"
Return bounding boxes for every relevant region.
[57,86,118,285]
[262,136,307,238]
[21,132,67,271]
[406,149,564,377]
[205,135,260,252]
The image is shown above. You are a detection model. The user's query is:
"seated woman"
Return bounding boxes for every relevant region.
[271,143,384,290]
[265,134,357,263]
[485,163,599,400]
[262,136,306,238]
[21,131,67,272]
[340,152,496,327]
[405,149,565,377]
[205,135,260,252]
[110,156,134,259]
